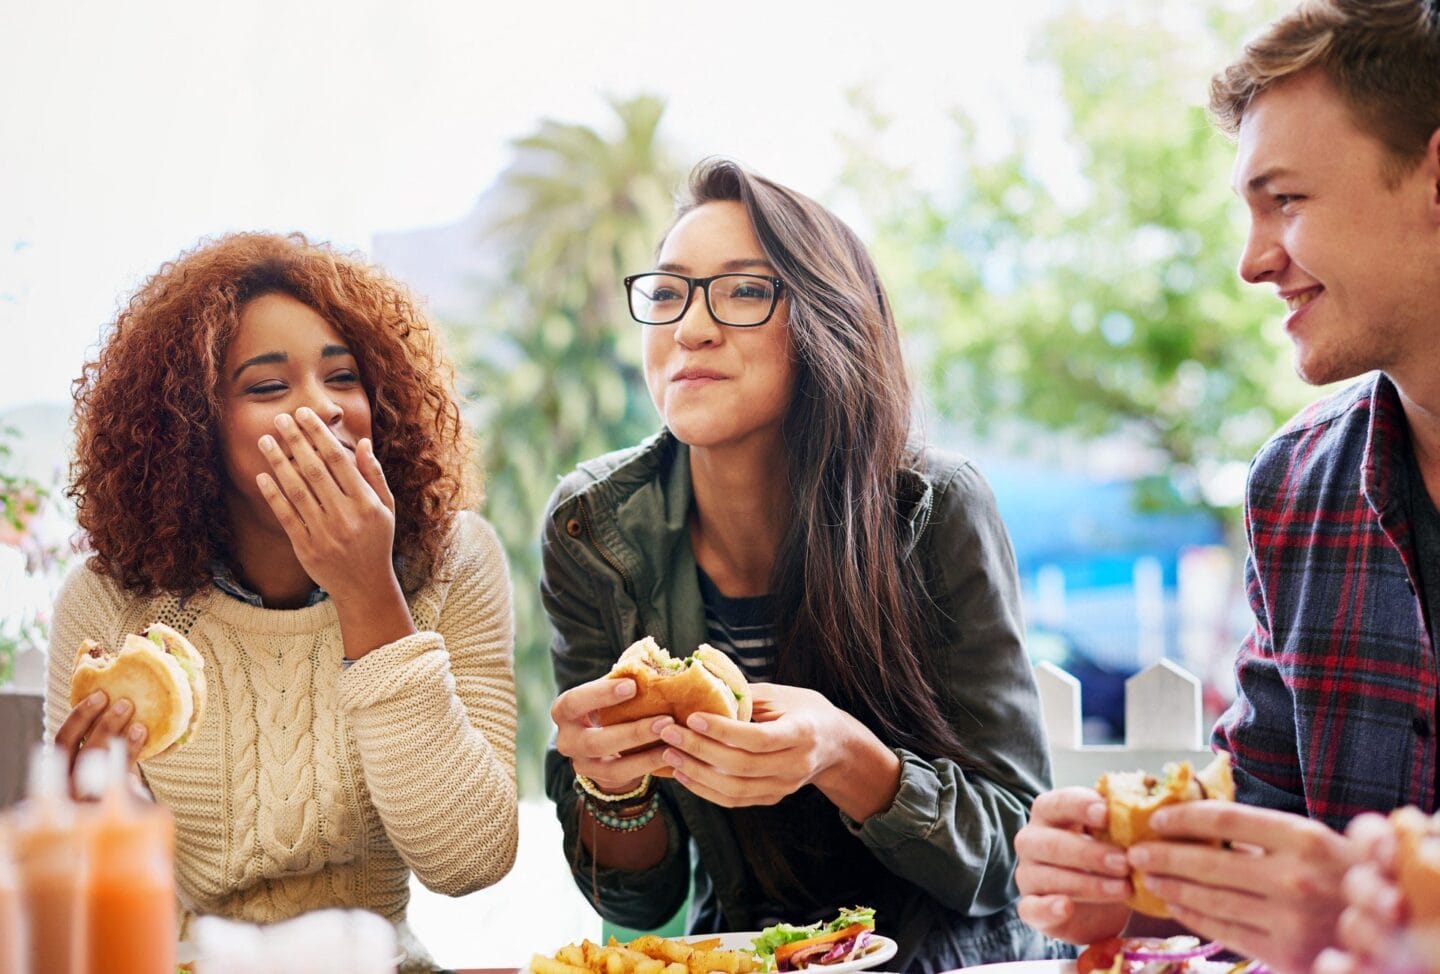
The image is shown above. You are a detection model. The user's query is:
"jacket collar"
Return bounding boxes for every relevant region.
[571,429,936,561]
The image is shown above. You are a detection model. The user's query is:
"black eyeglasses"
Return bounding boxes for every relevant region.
[624,272,785,327]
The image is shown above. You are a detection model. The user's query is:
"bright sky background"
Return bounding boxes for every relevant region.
[0,0,1090,413]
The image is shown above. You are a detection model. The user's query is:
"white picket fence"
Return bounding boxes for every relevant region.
[1034,658,1214,789]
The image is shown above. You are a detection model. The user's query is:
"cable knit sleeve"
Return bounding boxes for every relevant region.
[336,512,519,895]
[44,560,134,742]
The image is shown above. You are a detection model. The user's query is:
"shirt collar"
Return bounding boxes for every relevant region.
[1362,372,1410,514]
[209,560,329,609]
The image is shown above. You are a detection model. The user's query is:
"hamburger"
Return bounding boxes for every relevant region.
[597,637,751,776]
[1095,751,1235,918]
[70,623,207,762]
[1392,806,1440,926]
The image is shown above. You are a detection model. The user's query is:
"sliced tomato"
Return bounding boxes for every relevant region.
[773,924,872,968]
[1077,938,1125,974]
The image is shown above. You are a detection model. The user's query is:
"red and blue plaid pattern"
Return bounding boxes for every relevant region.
[1214,372,1437,829]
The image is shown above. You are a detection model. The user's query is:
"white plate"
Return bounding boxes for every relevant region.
[942,961,1238,974]
[704,931,899,974]
[941,963,1074,974]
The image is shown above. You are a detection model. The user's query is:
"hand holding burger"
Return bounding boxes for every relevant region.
[551,636,752,797]
[64,623,208,764]
[596,636,751,776]
[1095,752,1234,917]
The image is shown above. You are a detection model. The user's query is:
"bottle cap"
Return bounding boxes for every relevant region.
[25,743,68,804]
[74,739,127,801]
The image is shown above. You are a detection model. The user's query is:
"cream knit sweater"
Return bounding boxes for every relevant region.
[45,511,519,971]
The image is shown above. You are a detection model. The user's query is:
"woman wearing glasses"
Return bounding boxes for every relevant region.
[543,159,1058,972]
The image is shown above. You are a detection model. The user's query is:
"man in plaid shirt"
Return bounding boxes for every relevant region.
[1013,2,1440,972]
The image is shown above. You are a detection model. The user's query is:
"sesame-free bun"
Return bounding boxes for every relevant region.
[1393,806,1440,928]
[1096,751,1235,918]
[597,637,752,777]
[70,622,207,762]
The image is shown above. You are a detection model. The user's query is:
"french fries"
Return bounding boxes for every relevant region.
[532,933,758,974]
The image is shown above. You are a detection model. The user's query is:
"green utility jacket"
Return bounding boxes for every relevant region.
[541,432,1060,973]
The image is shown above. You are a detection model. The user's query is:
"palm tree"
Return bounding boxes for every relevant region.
[454,95,679,795]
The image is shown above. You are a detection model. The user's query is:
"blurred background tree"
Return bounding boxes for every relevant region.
[451,96,680,794]
[839,0,1309,517]
[1,425,47,685]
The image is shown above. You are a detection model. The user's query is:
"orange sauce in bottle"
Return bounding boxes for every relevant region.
[0,819,29,974]
[10,745,85,974]
[79,743,176,974]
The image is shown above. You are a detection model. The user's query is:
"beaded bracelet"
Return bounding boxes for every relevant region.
[583,790,660,833]
[573,772,653,805]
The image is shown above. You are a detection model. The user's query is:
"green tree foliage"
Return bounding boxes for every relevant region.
[842,0,1312,514]
[453,96,679,794]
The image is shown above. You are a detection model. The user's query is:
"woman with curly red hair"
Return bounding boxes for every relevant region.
[45,232,518,970]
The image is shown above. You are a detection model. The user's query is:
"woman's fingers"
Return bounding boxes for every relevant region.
[551,678,637,725]
[571,748,669,791]
[259,433,322,524]
[272,413,343,510]
[54,690,109,756]
[358,438,395,514]
[293,408,372,500]
[68,698,141,776]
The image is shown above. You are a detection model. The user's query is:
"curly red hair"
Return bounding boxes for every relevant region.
[69,232,476,597]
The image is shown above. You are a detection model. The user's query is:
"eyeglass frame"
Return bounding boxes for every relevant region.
[623,272,786,328]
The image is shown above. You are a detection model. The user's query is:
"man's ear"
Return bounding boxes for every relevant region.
[1427,127,1440,216]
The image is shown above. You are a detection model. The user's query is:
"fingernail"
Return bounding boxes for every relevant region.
[1103,879,1128,896]
[260,434,277,450]
[1050,899,1067,919]
[86,691,106,707]
[1150,810,1172,829]
[297,407,315,422]
[613,680,635,699]
[650,716,672,734]
[129,724,146,742]
[687,714,708,733]
[664,750,683,768]
[661,727,683,746]
[276,414,294,430]
[1086,802,1107,829]
[1129,847,1152,868]
[112,699,132,717]
[1105,852,1128,872]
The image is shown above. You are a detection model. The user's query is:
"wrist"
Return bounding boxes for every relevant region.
[573,772,654,805]
[335,582,416,660]
[815,718,901,822]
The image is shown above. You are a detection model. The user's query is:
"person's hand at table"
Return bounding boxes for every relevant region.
[1312,813,1410,974]
[1014,787,1135,945]
[653,682,901,821]
[1128,802,1359,974]
[51,689,148,795]
[551,676,673,795]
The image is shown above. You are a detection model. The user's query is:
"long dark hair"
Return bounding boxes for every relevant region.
[678,159,970,769]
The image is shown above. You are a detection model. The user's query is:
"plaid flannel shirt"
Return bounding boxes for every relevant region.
[1214,372,1438,829]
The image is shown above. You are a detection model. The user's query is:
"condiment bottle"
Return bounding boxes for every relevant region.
[77,741,175,974]
[10,744,85,974]
[0,817,29,974]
